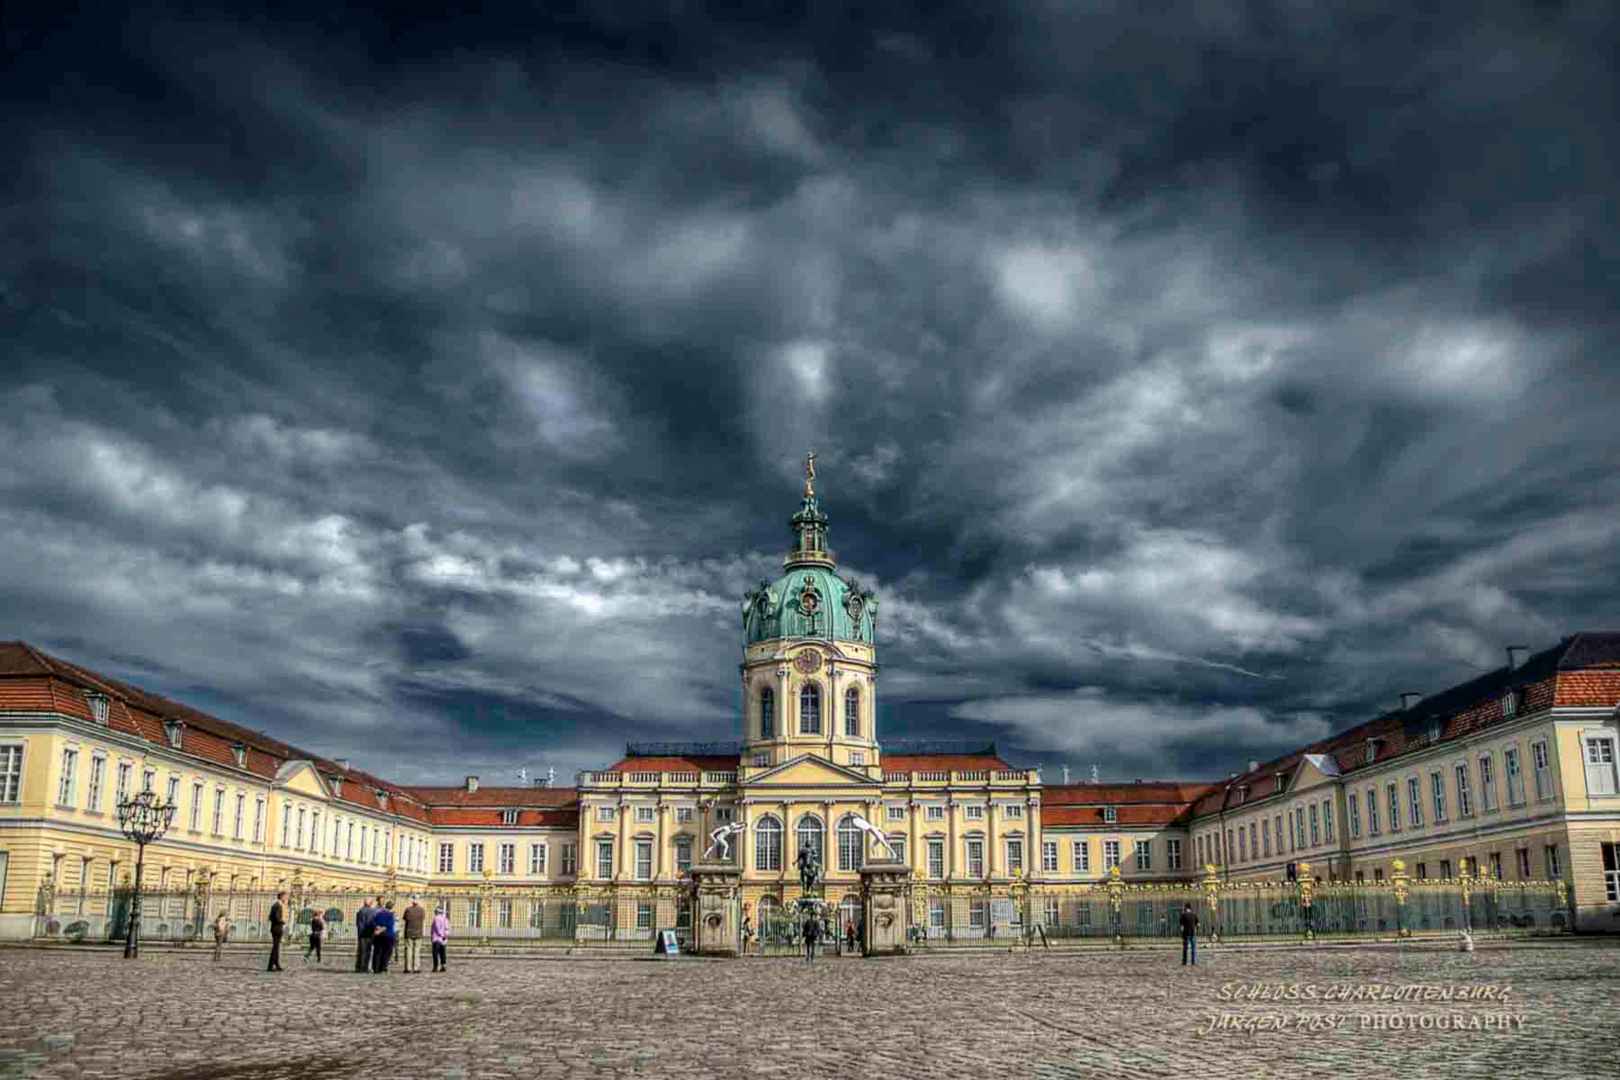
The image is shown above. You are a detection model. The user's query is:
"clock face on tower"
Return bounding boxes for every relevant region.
[793,649,821,674]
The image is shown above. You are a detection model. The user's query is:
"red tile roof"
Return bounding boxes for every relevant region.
[426,807,580,827]
[882,753,1010,773]
[402,786,579,808]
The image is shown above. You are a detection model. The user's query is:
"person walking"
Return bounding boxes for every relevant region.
[211,911,230,962]
[304,910,325,964]
[1180,902,1199,966]
[354,897,375,973]
[267,891,287,972]
[844,919,856,954]
[401,897,426,973]
[802,911,820,964]
[430,905,450,972]
[369,900,397,974]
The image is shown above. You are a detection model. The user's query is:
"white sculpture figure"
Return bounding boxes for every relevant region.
[703,822,746,861]
[1090,764,1100,783]
[847,814,901,861]
[546,767,556,788]
[516,767,528,784]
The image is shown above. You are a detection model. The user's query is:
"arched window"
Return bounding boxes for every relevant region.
[799,684,821,735]
[837,815,864,872]
[755,816,783,872]
[796,815,824,864]
[844,686,860,737]
[759,687,775,739]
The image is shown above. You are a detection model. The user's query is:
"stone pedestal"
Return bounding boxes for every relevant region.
[858,861,912,956]
[688,863,742,957]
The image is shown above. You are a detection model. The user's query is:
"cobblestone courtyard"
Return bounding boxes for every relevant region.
[2,940,1617,1079]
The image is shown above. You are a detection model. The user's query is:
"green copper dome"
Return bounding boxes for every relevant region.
[741,454,878,645]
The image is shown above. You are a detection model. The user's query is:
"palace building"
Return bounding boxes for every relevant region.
[2,460,1619,940]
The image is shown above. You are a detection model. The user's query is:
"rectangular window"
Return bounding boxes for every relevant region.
[850,751,865,766]
[233,793,245,839]
[190,782,204,831]
[296,807,306,848]
[1365,788,1380,836]
[1479,754,1498,811]
[596,840,613,879]
[211,788,224,835]
[635,806,655,824]
[713,806,733,823]
[501,809,519,826]
[966,838,985,877]
[969,900,987,929]
[1385,783,1400,834]
[1134,839,1152,871]
[965,805,984,821]
[675,839,692,875]
[253,799,264,844]
[1309,804,1320,846]
[928,899,946,930]
[1516,848,1531,878]
[1103,806,1117,824]
[925,805,944,821]
[928,838,945,878]
[1399,777,1418,828]
[1584,736,1619,797]
[529,843,547,875]
[1238,828,1247,862]
[1532,739,1552,800]
[635,839,653,880]
[1073,839,1091,873]
[310,811,321,853]
[166,775,179,808]
[85,755,106,812]
[1546,844,1562,880]
[281,805,292,847]
[142,768,155,793]
[499,843,515,875]
[1103,839,1121,870]
[1505,746,1526,805]
[0,746,24,803]
[1440,858,1452,878]
[1489,852,1502,879]
[1415,862,1428,880]
[1347,792,1361,838]
[1430,771,1448,823]
[115,760,131,804]
[57,748,78,806]
[469,843,485,874]
[562,843,577,876]
[1006,838,1024,874]
[1042,840,1058,872]
[497,898,513,929]
[596,806,615,822]
[1261,818,1271,856]
[636,901,653,930]
[675,807,693,824]
[1322,801,1334,843]
[1249,821,1258,859]
[1004,804,1023,819]
[1603,844,1620,901]
[1167,838,1182,870]
[1455,763,1474,817]
[467,900,482,929]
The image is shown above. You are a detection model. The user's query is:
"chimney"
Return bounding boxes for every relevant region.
[1505,645,1528,671]
[335,759,350,772]
[1248,760,1259,773]
[1400,692,1422,711]
[465,775,479,793]
[1062,765,1071,784]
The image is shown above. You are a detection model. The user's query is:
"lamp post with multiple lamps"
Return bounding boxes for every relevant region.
[116,789,176,959]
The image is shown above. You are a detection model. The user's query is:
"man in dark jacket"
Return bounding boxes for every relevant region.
[802,912,820,963]
[267,891,287,972]
[1180,903,1199,966]
[354,898,375,973]
[369,900,397,974]
[401,898,426,973]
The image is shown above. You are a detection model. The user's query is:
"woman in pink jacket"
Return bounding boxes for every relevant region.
[430,906,451,972]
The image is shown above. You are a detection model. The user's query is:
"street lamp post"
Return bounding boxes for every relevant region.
[116,789,176,959]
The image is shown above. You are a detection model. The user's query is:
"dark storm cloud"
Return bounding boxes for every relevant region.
[3,1,1619,783]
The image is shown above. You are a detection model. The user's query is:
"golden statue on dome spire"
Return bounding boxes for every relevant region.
[804,450,817,498]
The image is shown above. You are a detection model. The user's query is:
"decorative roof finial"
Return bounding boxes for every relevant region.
[804,450,817,498]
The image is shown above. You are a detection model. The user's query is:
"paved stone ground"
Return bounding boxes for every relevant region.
[1,939,1617,1079]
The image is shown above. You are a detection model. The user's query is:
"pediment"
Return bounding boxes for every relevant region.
[743,753,879,790]
[1286,753,1341,795]
[273,759,331,799]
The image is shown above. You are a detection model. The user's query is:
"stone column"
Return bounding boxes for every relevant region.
[859,860,912,956]
[656,803,669,881]
[987,799,999,880]
[908,804,920,876]
[777,666,789,744]
[947,799,958,881]
[616,800,629,882]
[689,862,743,957]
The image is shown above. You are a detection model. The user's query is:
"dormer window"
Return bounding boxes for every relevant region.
[164,718,184,749]
[1502,690,1517,718]
[1364,738,1379,765]
[1428,721,1442,744]
[1102,806,1117,824]
[374,788,388,809]
[501,809,519,825]
[1275,774,1287,795]
[84,692,110,725]
[330,775,342,797]
[231,742,247,768]
[1237,785,1249,804]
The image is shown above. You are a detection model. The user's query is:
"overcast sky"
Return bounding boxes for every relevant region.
[4,3,1618,786]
